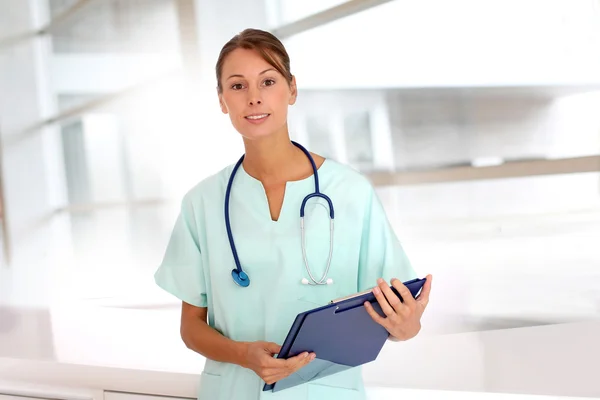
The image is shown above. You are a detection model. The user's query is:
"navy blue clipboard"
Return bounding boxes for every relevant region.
[262,277,427,392]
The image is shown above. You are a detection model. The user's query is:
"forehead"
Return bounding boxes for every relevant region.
[222,48,278,76]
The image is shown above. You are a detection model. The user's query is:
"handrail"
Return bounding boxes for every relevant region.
[0,0,97,49]
[366,155,600,186]
[272,0,395,39]
[50,155,600,215]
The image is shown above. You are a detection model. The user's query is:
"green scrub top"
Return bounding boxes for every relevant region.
[154,158,417,400]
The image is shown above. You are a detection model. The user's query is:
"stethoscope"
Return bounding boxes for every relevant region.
[224,141,335,288]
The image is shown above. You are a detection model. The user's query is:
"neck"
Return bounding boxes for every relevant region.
[242,130,303,184]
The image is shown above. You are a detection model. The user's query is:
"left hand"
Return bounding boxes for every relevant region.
[363,274,432,341]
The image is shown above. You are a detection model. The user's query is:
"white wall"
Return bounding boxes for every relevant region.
[50,54,181,94]
[43,1,600,93]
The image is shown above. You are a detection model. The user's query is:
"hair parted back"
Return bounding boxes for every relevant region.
[216,28,293,93]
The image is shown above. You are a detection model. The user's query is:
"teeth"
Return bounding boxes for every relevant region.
[246,114,268,120]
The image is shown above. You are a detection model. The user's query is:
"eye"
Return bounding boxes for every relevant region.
[263,79,276,87]
[231,83,244,90]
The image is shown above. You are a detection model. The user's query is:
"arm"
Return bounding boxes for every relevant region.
[159,197,312,382]
[355,184,431,341]
[179,301,314,384]
[180,301,248,366]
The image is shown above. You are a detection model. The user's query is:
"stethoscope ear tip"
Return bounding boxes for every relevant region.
[301,277,334,285]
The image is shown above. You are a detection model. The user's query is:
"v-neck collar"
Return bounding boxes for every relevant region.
[236,159,330,224]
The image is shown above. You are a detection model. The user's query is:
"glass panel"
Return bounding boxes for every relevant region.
[60,120,92,204]
[48,0,80,18]
[57,203,179,299]
[49,0,180,53]
[377,172,600,322]
[59,113,130,205]
[306,114,335,159]
[344,110,374,169]
[56,72,228,207]
[283,0,600,171]
[385,88,600,171]
[48,0,182,111]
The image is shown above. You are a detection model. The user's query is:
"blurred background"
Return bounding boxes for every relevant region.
[0,0,599,399]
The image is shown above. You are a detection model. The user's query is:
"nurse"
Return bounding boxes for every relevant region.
[154,28,432,400]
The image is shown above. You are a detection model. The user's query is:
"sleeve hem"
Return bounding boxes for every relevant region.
[154,274,208,308]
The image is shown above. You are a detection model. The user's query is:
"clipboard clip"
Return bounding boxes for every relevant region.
[329,277,425,305]
[329,287,374,304]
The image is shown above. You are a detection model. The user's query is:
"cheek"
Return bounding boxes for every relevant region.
[222,98,244,121]
[271,90,290,116]
[221,97,234,113]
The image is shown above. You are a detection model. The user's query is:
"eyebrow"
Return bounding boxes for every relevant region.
[226,68,276,80]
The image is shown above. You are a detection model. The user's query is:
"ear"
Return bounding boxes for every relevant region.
[217,90,228,114]
[288,75,298,106]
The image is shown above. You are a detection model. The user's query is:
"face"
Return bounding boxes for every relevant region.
[218,48,297,140]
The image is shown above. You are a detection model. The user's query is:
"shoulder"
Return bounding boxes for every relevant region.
[321,158,379,216]
[323,158,375,195]
[180,163,236,208]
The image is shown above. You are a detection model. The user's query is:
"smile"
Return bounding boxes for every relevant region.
[245,113,270,120]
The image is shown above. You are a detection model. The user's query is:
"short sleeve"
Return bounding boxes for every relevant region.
[357,186,418,292]
[154,196,208,308]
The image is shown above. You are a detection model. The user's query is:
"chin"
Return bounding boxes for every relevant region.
[240,128,273,140]
[235,120,286,141]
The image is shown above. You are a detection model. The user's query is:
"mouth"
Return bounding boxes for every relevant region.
[244,113,270,123]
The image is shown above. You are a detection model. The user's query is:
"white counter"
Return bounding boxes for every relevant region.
[0,303,201,398]
[1,301,600,400]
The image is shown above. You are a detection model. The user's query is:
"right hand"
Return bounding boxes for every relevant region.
[240,341,316,385]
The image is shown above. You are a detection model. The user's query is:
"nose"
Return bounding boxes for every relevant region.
[247,87,262,106]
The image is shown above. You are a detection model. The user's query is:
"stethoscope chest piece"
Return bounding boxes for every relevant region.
[232,269,250,287]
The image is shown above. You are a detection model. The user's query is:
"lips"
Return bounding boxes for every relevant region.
[244,113,270,124]
[245,113,270,120]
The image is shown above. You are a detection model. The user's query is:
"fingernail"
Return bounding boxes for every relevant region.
[377,278,384,284]
[373,287,381,295]
[310,354,316,360]
[303,352,309,358]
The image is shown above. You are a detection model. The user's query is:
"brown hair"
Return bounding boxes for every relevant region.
[216,28,293,93]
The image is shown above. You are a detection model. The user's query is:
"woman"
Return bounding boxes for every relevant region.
[154,28,432,400]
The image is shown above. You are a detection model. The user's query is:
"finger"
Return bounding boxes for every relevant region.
[261,368,279,381]
[266,365,302,385]
[265,353,314,383]
[363,300,388,328]
[416,274,433,307]
[380,278,410,314]
[390,278,417,309]
[262,350,300,369]
[278,352,313,378]
[262,371,280,385]
[294,352,315,371]
[373,279,396,317]
[265,351,305,369]
[283,351,311,369]
[264,342,282,355]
